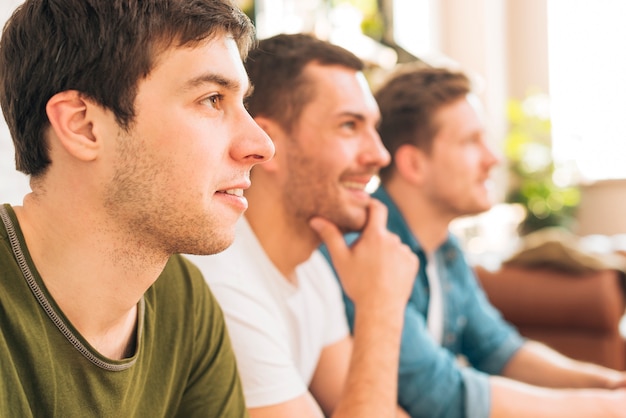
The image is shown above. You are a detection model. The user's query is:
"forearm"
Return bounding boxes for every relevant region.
[502,341,623,389]
[332,304,405,418]
[312,200,417,417]
[490,375,626,418]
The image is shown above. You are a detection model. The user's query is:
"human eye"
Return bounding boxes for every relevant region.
[340,120,357,131]
[202,93,223,110]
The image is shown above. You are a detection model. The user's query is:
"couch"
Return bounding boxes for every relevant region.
[475,265,626,370]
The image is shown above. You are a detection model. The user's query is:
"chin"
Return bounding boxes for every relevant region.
[337,213,368,234]
[211,229,238,254]
[185,230,236,256]
[471,201,493,215]
[207,239,235,255]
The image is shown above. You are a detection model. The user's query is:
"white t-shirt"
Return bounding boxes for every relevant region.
[426,252,444,345]
[186,218,350,408]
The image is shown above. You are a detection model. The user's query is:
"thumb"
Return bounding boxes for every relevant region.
[309,216,348,262]
[360,199,388,236]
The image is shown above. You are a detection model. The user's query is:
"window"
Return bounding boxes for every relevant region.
[548,0,626,182]
[393,0,437,58]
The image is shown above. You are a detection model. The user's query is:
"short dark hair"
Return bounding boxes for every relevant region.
[244,33,364,134]
[0,0,254,177]
[375,65,471,183]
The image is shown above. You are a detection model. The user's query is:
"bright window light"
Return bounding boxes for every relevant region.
[393,0,436,57]
[548,0,626,182]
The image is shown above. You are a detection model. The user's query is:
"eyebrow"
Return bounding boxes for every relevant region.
[337,111,366,121]
[338,111,381,126]
[182,72,253,97]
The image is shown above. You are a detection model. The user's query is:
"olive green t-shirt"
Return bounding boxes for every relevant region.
[0,204,248,417]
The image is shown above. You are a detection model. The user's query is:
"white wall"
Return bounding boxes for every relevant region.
[436,0,510,200]
[507,0,549,99]
[576,180,626,236]
[0,0,30,205]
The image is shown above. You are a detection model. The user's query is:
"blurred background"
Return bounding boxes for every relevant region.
[3,0,626,256]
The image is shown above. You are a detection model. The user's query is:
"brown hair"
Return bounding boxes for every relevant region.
[375,65,471,182]
[0,0,254,177]
[244,33,364,134]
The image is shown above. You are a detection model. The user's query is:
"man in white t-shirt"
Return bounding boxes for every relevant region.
[188,33,418,418]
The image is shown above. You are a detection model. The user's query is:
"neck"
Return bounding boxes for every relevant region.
[245,182,319,281]
[383,178,452,253]
[13,191,166,358]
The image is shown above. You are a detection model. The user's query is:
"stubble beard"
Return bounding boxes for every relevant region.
[282,173,368,235]
[282,140,370,234]
[104,131,234,262]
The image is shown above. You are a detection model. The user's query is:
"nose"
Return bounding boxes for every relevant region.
[359,128,391,168]
[483,141,501,169]
[233,111,275,165]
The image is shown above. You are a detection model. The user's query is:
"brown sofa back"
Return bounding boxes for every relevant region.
[475,266,626,370]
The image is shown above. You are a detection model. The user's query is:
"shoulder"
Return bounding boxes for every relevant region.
[184,244,286,335]
[148,254,224,331]
[441,235,472,271]
[298,250,344,298]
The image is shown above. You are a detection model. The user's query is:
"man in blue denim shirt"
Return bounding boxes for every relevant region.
[323,65,626,418]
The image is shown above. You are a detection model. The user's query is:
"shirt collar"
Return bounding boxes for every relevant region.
[372,185,460,259]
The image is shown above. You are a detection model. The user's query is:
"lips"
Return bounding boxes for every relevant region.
[341,181,368,191]
[215,186,248,212]
[222,188,244,197]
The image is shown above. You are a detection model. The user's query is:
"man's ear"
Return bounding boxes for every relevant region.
[252,116,284,173]
[46,90,100,162]
[394,144,427,185]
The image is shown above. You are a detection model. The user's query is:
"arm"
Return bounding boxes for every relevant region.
[482,287,626,417]
[490,376,626,418]
[453,261,626,417]
[309,336,410,417]
[396,301,493,418]
[501,340,626,389]
[249,393,325,418]
[251,336,411,418]
[242,315,347,418]
[309,336,352,415]
[455,264,526,376]
[310,199,418,418]
[331,294,406,418]
[386,248,523,418]
[193,260,313,416]
[321,222,491,418]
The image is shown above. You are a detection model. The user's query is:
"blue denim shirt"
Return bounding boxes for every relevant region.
[320,186,525,418]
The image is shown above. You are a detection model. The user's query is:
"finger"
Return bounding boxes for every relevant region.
[362,199,388,234]
[309,217,348,261]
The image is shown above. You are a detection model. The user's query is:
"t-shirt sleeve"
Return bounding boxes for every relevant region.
[208,280,308,408]
[309,251,350,347]
[171,257,249,418]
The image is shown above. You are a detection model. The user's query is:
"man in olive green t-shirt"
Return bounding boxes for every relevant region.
[0,0,274,416]
[0,208,243,416]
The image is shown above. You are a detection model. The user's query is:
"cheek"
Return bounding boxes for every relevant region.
[159,144,220,192]
[435,156,465,181]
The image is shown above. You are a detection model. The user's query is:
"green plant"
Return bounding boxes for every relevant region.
[504,93,580,235]
[330,0,383,40]
[234,0,255,24]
